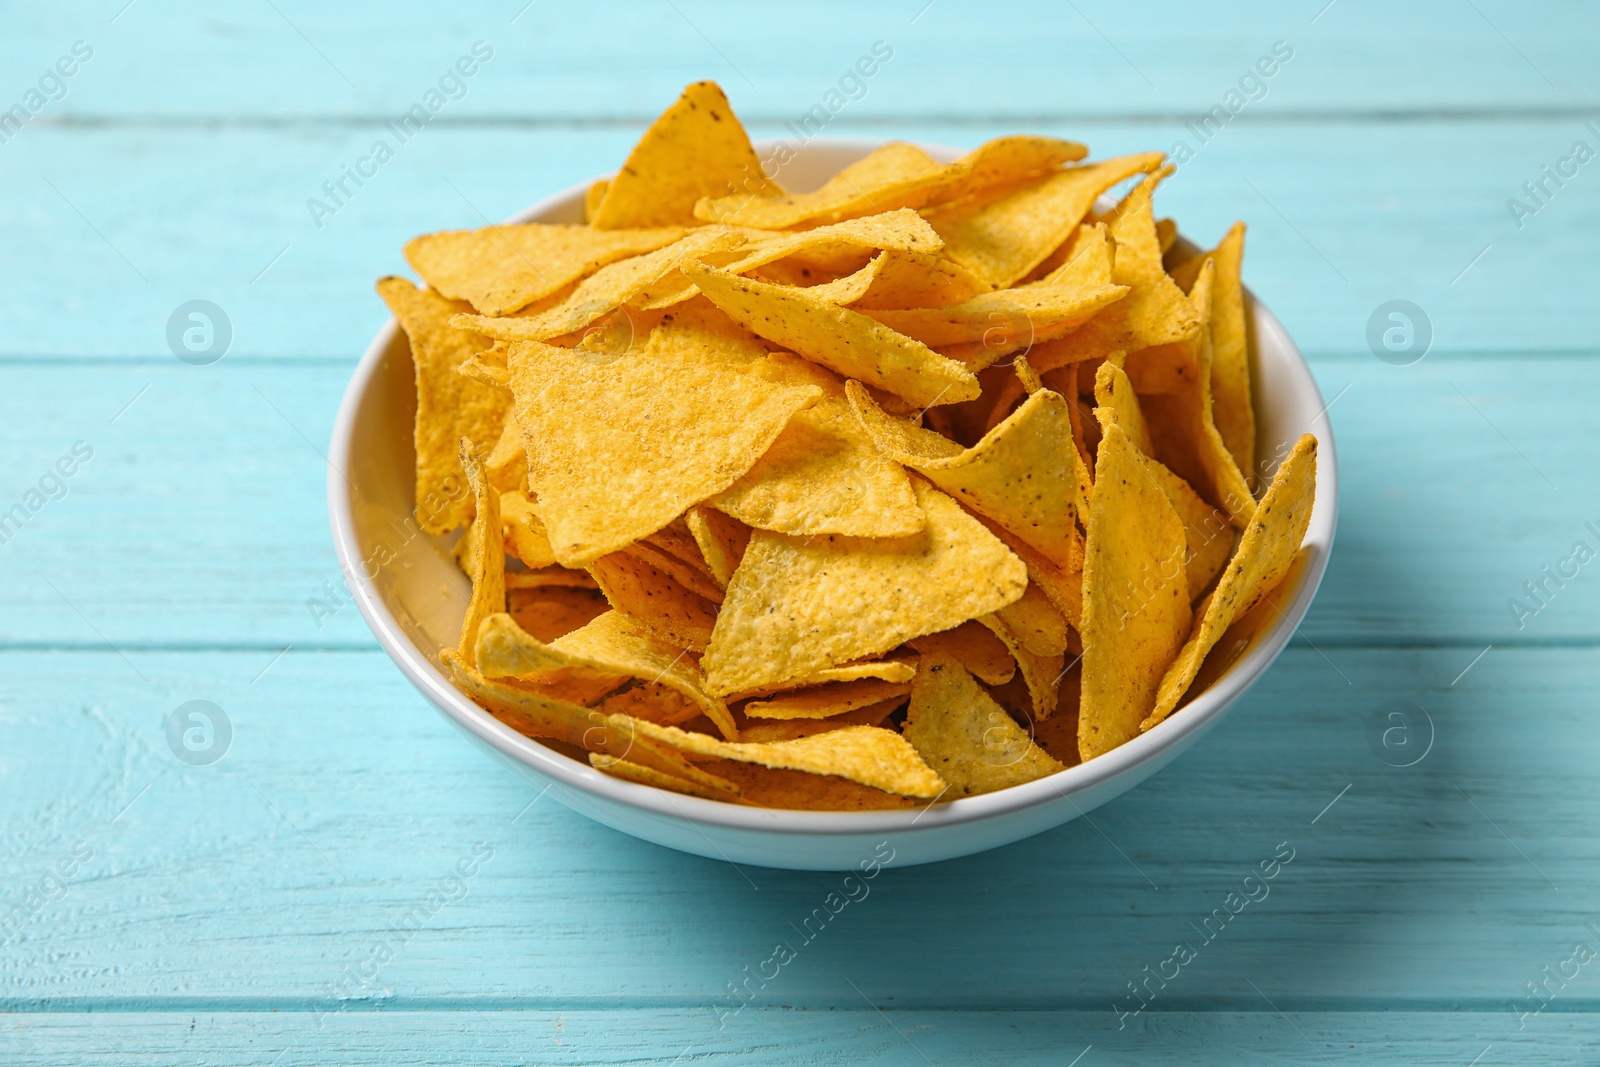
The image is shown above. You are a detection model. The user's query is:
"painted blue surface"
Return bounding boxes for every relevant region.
[3,2,1599,1063]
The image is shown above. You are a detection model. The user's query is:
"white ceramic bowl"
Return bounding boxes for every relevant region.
[329,139,1338,871]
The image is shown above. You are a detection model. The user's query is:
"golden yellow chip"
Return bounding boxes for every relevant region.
[928,152,1164,287]
[710,394,921,538]
[622,540,724,604]
[908,622,1017,686]
[1141,259,1257,528]
[703,479,1027,695]
[403,224,685,317]
[442,646,740,795]
[684,505,750,588]
[726,660,917,702]
[588,550,719,653]
[904,657,1064,796]
[1028,174,1201,373]
[863,279,1127,355]
[991,580,1069,658]
[737,694,906,744]
[507,585,608,643]
[1077,423,1192,760]
[1144,434,1316,729]
[1174,222,1254,486]
[591,81,776,229]
[846,374,1079,566]
[476,610,737,740]
[453,441,504,670]
[504,328,820,565]
[617,717,944,799]
[848,250,990,310]
[584,180,609,222]
[976,613,1063,720]
[684,261,980,408]
[589,752,734,801]
[744,678,914,720]
[695,135,1084,229]
[377,278,509,534]
[451,228,746,342]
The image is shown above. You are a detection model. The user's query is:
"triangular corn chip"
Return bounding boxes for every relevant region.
[726,660,917,702]
[744,678,914,720]
[928,152,1165,287]
[1078,423,1191,760]
[976,614,1063,720]
[695,136,1084,229]
[443,647,738,795]
[684,506,750,588]
[1028,174,1202,373]
[377,278,509,534]
[846,375,1078,565]
[404,225,685,317]
[909,622,1016,686]
[684,261,979,408]
[589,753,737,801]
[863,279,1127,353]
[588,550,719,653]
[621,541,724,604]
[1174,222,1254,486]
[703,479,1027,695]
[991,580,1069,658]
[904,657,1064,795]
[591,81,776,229]
[476,610,736,739]
[503,328,821,565]
[617,717,945,799]
[1144,434,1316,729]
[451,228,746,342]
[1141,259,1257,528]
[849,249,990,310]
[454,441,504,669]
[710,394,922,538]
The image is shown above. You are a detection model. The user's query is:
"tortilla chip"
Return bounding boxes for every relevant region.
[1077,423,1191,760]
[1155,217,1178,253]
[727,660,918,701]
[710,394,922,538]
[849,250,990,310]
[507,585,609,642]
[454,442,505,669]
[684,261,979,408]
[1028,174,1202,373]
[588,551,720,654]
[403,225,685,317]
[1174,222,1254,486]
[695,135,1084,229]
[909,622,1017,686]
[622,541,725,604]
[1140,259,1256,528]
[451,228,746,342]
[863,280,1127,353]
[442,646,739,794]
[736,694,906,743]
[928,152,1165,287]
[745,678,914,720]
[684,506,750,587]
[618,717,945,798]
[584,180,609,222]
[703,479,1027,695]
[506,567,599,591]
[503,328,820,565]
[484,415,527,492]
[976,614,1063,720]
[497,489,557,568]
[904,657,1064,795]
[1093,360,1153,455]
[377,278,509,534]
[477,610,736,739]
[591,81,776,229]
[846,374,1078,565]
[991,580,1069,657]
[1144,434,1316,729]
[589,752,733,800]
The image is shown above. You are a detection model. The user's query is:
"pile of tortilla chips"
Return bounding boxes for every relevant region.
[376,80,1318,811]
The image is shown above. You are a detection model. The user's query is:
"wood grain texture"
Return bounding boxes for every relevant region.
[4,1,1598,1062]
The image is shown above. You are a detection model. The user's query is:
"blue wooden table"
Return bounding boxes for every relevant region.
[4,2,1599,1062]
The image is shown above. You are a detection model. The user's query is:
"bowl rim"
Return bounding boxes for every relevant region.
[329,136,1339,837]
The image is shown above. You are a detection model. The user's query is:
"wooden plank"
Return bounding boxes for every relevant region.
[0,353,1593,649]
[3,1010,1593,1066]
[4,0,1596,120]
[3,647,1597,1007]
[0,118,1591,361]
